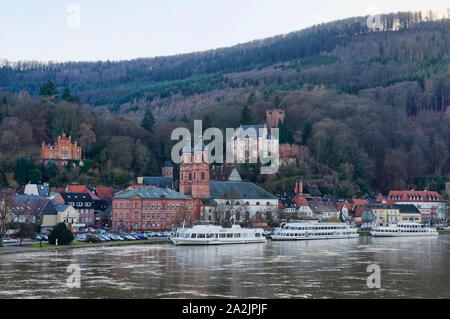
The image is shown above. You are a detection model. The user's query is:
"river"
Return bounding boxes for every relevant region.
[0,235,449,298]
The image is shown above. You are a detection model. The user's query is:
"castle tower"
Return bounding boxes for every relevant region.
[266,109,285,131]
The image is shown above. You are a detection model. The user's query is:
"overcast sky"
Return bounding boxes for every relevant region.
[0,0,448,62]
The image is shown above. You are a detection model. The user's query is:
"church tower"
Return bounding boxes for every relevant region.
[179,138,193,195]
[191,142,210,198]
[179,138,210,198]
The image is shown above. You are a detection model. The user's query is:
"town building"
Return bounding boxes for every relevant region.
[366,203,400,226]
[41,133,82,166]
[111,187,194,232]
[53,192,95,227]
[395,204,422,223]
[93,187,115,229]
[137,162,175,189]
[308,201,340,221]
[179,140,278,224]
[386,190,447,223]
[348,205,375,228]
[23,184,50,198]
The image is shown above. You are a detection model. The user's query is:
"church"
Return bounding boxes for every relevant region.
[179,139,279,225]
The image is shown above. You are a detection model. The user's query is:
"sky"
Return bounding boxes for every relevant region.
[0,0,448,62]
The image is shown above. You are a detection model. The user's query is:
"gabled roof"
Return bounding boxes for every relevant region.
[14,195,50,215]
[309,201,338,213]
[54,204,70,212]
[277,193,298,208]
[59,192,94,203]
[387,190,441,203]
[114,187,187,200]
[142,176,174,189]
[40,200,57,216]
[209,181,277,200]
[66,185,99,200]
[95,187,115,199]
[394,204,421,214]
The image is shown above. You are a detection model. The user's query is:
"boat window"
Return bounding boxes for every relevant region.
[226,234,233,238]
[207,233,214,238]
[219,234,226,238]
[233,233,241,238]
[255,233,261,237]
[198,233,205,238]
[191,233,197,238]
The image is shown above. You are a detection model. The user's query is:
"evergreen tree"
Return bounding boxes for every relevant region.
[61,87,80,104]
[14,158,33,186]
[27,168,42,184]
[48,223,74,245]
[240,104,252,125]
[39,80,58,97]
[141,110,155,133]
[277,120,294,144]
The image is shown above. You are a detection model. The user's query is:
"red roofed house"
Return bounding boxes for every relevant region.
[95,187,115,199]
[66,185,99,200]
[386,190,447,224]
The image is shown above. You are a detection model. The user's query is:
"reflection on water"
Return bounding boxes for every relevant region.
[0,236,449,299]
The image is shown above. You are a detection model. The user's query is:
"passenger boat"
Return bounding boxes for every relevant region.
[171,224,267,245]
[271,222,358,240]
[370,222,438,237]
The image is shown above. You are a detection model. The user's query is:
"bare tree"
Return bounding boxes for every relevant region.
[0,189,16,247]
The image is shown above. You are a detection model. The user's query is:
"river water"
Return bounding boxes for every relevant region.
[0,235,449,299]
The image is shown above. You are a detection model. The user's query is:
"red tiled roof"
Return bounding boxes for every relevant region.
[66,185,99,200]
[95,187,115,199]
[351,205,367,218]
[293,195,308,206]
[386,190,441,204]
[352,199,368,206]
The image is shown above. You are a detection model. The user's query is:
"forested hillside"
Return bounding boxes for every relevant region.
[0,11,449,197]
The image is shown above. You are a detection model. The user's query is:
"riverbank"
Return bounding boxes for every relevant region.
[0,239,170,255]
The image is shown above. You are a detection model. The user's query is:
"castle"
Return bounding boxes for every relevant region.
[41,133,82,166]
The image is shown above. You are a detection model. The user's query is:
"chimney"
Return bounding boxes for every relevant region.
[294,182,298,195]
[299,180,303,195]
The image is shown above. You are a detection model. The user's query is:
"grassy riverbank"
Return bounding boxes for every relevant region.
[357,230,371,235]
[438,230,450,234]
[0,239,170,255]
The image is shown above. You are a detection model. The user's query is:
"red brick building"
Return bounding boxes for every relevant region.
[41,133,82,166]
[112,187,195,232]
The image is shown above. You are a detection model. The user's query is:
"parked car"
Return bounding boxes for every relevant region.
[85,234,102,243]
[40,235,48,241]
[2,238,17,244]
[34,235,43,241]
[75,234,87,242]
[109,234,123,241]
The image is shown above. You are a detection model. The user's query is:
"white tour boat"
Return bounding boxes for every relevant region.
[370,222,438,237]
[271,222,358,240]
[171,224,267,245]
